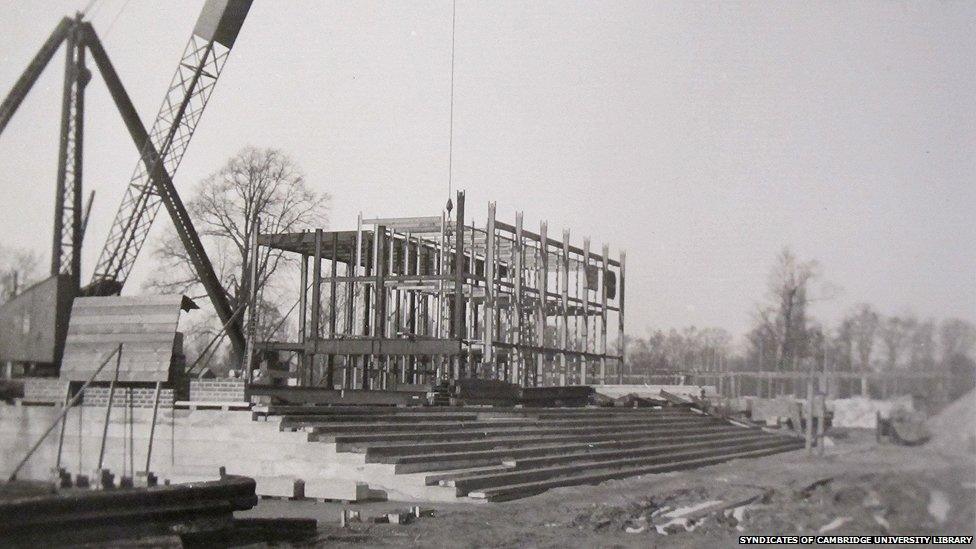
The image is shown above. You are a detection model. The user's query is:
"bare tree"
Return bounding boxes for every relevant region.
[0,245,42,303]
[830,317,856,372]
[880,314,915,370]
[909,318,936,371]
[847,304,880,372]
[145,147,330,369]
[939,318,976,366]
[752,247,819,371]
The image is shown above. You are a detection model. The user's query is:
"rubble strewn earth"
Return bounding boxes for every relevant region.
[243,421,976,548]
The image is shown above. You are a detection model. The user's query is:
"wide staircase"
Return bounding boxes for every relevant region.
[259,405,803,502]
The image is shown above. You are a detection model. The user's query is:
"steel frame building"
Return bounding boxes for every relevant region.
[254,192,626,389]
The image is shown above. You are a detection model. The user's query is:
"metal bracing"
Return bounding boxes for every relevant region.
[89,34,231,293]
[51,16,90,290]
[255,192,627,389]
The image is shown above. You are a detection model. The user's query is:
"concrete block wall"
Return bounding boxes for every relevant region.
[23,377,69,404]
[0,404,456,502]
[189,379,246,402]
[82,386,175,409]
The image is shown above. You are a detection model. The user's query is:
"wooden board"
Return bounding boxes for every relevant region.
[59,295,196,383]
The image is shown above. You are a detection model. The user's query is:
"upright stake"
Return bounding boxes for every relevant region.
[8,345,121,481]
[97,345,123,471]
[144,380,162,474]
[54,381,71,473]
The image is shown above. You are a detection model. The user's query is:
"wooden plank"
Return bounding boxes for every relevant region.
[63,332,177,344]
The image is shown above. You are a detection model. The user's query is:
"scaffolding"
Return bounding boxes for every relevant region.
[253,191,626,389]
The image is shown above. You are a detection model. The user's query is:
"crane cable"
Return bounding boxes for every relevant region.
[103,0,132,38]
[446,0,457,210]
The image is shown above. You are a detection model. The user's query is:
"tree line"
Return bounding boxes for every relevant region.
[624,248,976,382]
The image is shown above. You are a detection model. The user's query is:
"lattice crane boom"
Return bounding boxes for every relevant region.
[86,0,252,359]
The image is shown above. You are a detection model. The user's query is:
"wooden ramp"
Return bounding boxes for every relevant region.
[261,405,803,502]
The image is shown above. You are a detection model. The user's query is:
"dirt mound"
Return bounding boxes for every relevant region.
[926,389,976,456]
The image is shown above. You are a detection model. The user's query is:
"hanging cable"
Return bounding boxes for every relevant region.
[80,0,99,17]
[103,0,132,38]
[446,0,457,211]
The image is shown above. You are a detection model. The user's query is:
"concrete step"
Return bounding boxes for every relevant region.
[280,413,480,426]
[449,436,792,496]
[467,440,804,501]
[502,431,778,470]
[423,464,516,486]
[304,413,703,435]
[391,426,749,473]
[331,417,721,447]
[361,422,741,462]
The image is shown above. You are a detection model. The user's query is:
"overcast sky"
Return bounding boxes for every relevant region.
[0,0,973,343]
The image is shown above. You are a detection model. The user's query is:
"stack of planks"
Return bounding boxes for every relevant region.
[269,405,803,502]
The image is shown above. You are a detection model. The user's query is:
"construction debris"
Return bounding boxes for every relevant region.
[0,475,317,546]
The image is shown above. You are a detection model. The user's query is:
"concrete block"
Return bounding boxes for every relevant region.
[304,478,369,501]
[254,476,304,499]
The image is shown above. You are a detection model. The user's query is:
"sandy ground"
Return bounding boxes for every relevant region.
[239,430,976,547]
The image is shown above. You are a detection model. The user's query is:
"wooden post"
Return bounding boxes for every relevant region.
[144,381,162,474]
[805,364,814,454]
[54,381,72,475]
[97,346,124,471]
[9,346,121,481]
[817,373,826,456]
[309,229,323,387]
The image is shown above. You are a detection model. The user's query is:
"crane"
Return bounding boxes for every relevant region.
[85,0,252,360]
[0,0,252,366]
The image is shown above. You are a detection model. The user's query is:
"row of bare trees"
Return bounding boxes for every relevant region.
[624,327,733,374]
[625,247,976,383]
[743,248,974,377]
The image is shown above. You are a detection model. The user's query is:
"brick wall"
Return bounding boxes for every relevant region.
[23,378,69,404]
[82,386,175,409]
[189,379,246,402]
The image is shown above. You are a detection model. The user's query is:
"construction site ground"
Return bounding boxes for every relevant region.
[240,428,976,547]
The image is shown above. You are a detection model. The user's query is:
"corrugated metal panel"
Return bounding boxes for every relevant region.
[59,295,196,382]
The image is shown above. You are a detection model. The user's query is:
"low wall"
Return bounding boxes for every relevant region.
[189,379,246,402]
[0,405,319,484]
[0,403,452,502]
[83,386,176,409]
[23,377,68,404]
